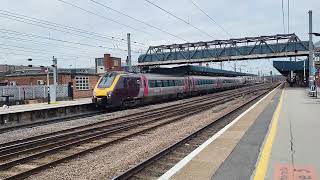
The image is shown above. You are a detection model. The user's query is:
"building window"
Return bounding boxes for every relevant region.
[113,60,119,67]
[75,76,90,90]
[96,58,104,66]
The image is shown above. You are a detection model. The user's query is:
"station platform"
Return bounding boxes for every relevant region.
[0,98,92,115]
[159,85,319,180]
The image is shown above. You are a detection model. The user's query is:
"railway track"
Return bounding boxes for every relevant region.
[0,84,260,148]
[0,84,258,134]
[0,83,275,179]
[113,83,281,180]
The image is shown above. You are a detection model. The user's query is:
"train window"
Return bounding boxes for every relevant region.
[169,80,175,86]
[175,80,180,86]
[98,73,115,88]
[148,80,156,88]
[162,80,169,87]
[115,77,125,89]
[156,80,163,87]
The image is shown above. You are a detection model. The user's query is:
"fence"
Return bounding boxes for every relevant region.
[0,85,69,101]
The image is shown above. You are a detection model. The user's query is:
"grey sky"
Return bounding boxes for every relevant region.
[0,0,319,74]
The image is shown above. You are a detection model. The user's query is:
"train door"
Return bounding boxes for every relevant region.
[189,77,193,92]
[184,77,190,94]
[127,77,140,98]
[112,76,127,106]
[141,75,148,97]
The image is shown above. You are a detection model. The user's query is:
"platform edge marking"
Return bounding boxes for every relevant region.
[253,88,285,180]
[158,85,281,180]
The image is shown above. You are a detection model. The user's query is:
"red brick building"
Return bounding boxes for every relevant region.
[95,54,122,74]
[0,72,100,99]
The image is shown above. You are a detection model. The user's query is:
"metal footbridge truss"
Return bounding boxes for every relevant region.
[138,34,310,66]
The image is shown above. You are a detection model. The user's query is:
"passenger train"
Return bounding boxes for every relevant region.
[92,72,262,108]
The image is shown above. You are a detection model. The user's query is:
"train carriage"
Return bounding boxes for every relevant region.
[93,71,259,108]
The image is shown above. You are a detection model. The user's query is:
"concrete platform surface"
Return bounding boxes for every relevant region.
[159,85,282,180]
[160,86,319,180]
[0,98,92,115]
[256,88,320,180]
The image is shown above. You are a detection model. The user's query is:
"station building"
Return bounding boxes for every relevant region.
[0,68,99,99]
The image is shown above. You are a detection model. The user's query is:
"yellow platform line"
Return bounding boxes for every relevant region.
[253,88,285,180]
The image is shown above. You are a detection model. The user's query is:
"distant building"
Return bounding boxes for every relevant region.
[95,54,122,74]
[0,64,44,75]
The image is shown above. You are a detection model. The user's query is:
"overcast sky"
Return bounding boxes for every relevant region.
[0,0,319,75]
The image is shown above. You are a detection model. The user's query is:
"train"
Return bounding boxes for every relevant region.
[92,71,262,108]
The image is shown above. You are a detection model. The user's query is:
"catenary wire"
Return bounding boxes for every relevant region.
[143,0,215,39]
[0,9,145,46]
[56,0,153,37]
[190,0,232,38]
[88,0,188,42]
[0,29,142,53]
[0,13,146,49]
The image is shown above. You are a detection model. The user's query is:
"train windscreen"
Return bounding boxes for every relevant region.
[98,73,116,88]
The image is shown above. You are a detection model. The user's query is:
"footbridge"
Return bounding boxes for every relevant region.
[138,34,310,66]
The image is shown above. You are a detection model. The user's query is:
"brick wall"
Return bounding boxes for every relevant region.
[72,75,100,98]
[0,73,100,99]
[0,75,48,85]
[103,54,122,71]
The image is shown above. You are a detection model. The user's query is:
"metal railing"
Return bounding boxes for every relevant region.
[0,85,69,101]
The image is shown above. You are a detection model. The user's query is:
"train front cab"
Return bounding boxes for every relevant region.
[93,72,119,107]
[93,72,143,108]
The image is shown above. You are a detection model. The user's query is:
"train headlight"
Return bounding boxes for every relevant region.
[107,92,112,98]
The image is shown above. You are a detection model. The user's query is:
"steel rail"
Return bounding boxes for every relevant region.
[113,84,280,179]
[0,84,273,179]
[0,88,252,161]
[0,84,259,149]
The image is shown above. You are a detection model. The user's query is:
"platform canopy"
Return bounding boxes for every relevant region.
[273,60,308,74]
[148,65,255,77]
